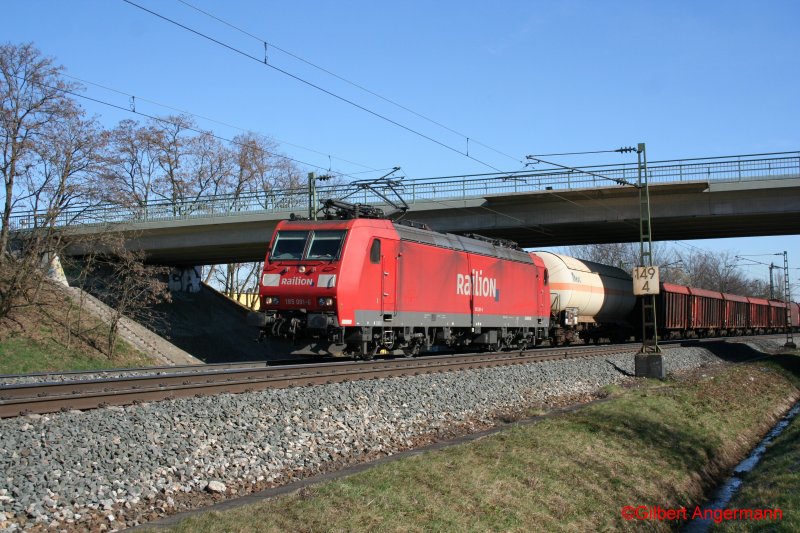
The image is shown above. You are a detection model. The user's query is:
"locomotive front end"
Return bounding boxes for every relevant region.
[252,221,348,355]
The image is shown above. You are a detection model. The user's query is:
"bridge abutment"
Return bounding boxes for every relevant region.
[168,267,202,293]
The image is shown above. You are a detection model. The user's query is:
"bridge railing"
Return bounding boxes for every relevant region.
[8,151,800,229]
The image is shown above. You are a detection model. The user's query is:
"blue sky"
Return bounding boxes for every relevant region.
[3,0,799,284]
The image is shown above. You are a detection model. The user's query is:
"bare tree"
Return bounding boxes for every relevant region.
[84,242,171,358]
[97,119,160,209]
[187,131,233,201]
[564,242,640,270]
[19,110,103,304]
[203,134,299,288]
[212,261,262,308]
[0,44,105,318]
[150,115,195,214]
[562,242,680,279]
[1,42,81,262]
[675,249,751,294]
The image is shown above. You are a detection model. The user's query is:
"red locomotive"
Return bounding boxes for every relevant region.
[250,213,550,359]
[250,204,798,358]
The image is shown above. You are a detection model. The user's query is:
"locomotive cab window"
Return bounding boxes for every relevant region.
[270,230,309,260]
[306,230,347,260]
[370,239,381,264]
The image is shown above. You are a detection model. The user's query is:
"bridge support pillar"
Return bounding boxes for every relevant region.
[169,267,201,293]
[635,352,665,379]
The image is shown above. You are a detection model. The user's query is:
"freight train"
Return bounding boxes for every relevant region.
[249,209,799,359]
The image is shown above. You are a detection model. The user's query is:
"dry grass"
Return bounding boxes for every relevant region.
[0,281,155,373]
[156,355,800,533]
[714,350,800,533]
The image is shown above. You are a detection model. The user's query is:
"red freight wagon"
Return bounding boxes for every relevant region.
[722,292,749,334]
[253,217,550,359]
[792,302,800,330]
[688,287,724,334]
[658,283,690,335]
[768,300,788,330]
[747,297,771,331]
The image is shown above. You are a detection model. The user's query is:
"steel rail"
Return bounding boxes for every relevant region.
[0,360,271,383]
[0,344,647,418]
[1,334,785,419]
[0,346,610,400]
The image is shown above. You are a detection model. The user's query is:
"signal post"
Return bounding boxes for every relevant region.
[633,143,665,379]
[634,265,664,378]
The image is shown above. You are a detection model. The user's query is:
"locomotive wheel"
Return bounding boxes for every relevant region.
[403,343,420,358]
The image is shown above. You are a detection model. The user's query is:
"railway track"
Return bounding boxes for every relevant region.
[1,334,787,419]
[0,344,652,418]
[0,360,272,384]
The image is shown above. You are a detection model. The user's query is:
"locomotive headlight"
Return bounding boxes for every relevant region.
[264,296,280,305]
[318,297,334,307]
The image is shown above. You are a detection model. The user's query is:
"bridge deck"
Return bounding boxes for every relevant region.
[11,152,800,265]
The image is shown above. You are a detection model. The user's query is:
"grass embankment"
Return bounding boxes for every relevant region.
[158,354,800,533]
[0,284,153,374]
[0,334,149,374]
[715,351,800,533]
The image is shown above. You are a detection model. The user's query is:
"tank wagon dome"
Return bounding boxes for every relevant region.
[533,251,636,323]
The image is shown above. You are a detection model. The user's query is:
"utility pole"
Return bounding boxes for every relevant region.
[633,142,664,378]
[526,142,664,376]
[769,263,776,299]
[783,251,796,348]
[308,172,333,220]
[738,252,795,349]
[308,172,317,220]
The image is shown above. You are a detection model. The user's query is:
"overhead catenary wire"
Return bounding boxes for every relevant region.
[121,0,511,174]
[13,81,554,238]
[15,73,643,243]
[674,240,708,253]
[525,155,632,186]
[174,0,525,166]
[111,0,671,243]
[528,149,634,157]
[176,0,649,192]
[175,0,644,184]
[59,72,385,174]
[122,0,652,233]
[14,75,364,179]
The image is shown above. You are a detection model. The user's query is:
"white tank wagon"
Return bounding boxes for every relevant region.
[534,251,636,344]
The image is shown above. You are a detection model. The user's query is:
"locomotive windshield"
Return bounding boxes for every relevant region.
[306,230,346,260]
[271,230,309,260]
[270,230,347,261]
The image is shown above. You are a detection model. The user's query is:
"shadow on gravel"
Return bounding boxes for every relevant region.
[682,340,800,384]
[679,339,788,362]
[605,359,635,377]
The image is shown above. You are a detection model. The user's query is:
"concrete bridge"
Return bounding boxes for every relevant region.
[12,151,800,265]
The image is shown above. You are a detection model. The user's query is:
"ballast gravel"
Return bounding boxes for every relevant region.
[0,368,241,387]
[0,343,767,531]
